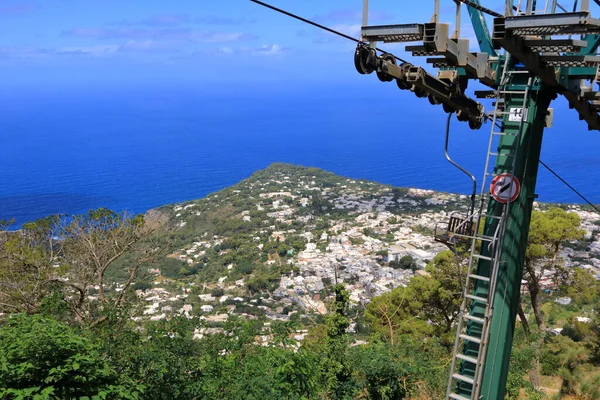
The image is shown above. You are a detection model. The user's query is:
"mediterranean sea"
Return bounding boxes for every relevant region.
[1,81,599,228]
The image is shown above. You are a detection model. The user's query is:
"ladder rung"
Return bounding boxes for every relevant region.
[456,353,479,365]
[469,274,490,282]
[473,254,492,261]
[460,333,482,344]
[492,131,516,136]
[464,314,486,324]
[452,373,475,385]
[466,294,489,304]
[449,393,472,400]
[488,152,514,157]
[481,214,502,220]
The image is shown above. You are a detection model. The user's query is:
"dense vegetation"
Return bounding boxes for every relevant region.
[1,164,600,399]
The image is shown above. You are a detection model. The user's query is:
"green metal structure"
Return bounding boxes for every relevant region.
[353,1,600,399]
[250,0,600,398]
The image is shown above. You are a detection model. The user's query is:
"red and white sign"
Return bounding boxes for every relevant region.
[490,173,520,204]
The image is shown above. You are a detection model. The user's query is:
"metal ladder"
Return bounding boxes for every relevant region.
[446,55,533,400]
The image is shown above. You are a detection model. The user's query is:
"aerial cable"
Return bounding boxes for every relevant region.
[488,117,599,211]
[249,0,410,64]
[455,0,503,17]
[538,160,600,212]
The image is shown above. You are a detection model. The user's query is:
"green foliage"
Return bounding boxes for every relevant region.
[2,165,600,400]
[319,285,354,399]
[505,331,542,399]
[564,268,600,306]
[529,207,585,255]
[350,342,413,400]
[0,314,141,399]
[133,281,152,292]
[391,187,409,201]
[366,251,465,343]
[389,255,415,270]
[546,335,590,395]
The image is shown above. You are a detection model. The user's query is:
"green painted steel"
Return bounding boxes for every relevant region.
[479,89,554,400]
[455,67,557,398]
[464,0,497,56]
[580,34,600,55]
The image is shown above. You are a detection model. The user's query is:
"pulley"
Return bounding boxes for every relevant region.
[354,44,377,75]
[376,54,396,82]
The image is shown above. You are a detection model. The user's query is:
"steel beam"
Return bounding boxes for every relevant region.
[419,23,496,86]
[523,38,587,52]
[494,28,600,130]
[361,24,424,42]
[503,11,600,35]
[540,54,600,67]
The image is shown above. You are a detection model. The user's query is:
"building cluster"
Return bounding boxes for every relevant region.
[133,166,600,343]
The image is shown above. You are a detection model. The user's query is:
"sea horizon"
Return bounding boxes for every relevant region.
[2,82,599,228]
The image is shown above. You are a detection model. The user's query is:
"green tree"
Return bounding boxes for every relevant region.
[0,208,169,325]
[0,313,141,399]
[365,250,466,343]
[0,215,62,314]
[523,207,585,330]
[320,284,354,399]
[546,335,589,396]
[365,285,433,343]
[564,267,600,306]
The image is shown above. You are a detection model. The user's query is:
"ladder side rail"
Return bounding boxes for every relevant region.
[445,53,513,400]
[445,189,493,398]
[455,54,513,398]
[472,74,534,400]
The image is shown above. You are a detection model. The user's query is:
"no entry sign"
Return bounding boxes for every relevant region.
[490,173,521,204]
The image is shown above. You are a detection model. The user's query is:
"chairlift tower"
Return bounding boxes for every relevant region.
[355,1,600,399]
[250,0,600,398]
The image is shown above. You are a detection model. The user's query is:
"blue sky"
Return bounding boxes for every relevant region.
[0,0,509,86]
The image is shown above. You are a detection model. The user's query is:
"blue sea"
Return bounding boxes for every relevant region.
[1,80,599,228]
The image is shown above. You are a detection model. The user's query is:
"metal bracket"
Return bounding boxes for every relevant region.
[545,108,554,128]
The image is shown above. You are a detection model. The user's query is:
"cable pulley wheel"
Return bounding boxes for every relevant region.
[469,119,482,130]
[376,54,396,82]
[377,70,392,82]
[428,94,441,105]
[396,78,410,90]
[413,87,427,98]
[354,45,376,75]
[442,103,454,114]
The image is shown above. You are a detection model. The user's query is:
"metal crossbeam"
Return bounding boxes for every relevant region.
[540,55,600,67]
[493,27,600,130]
[523,38,587,52]
[503,11,600,35]
[361,24,424,42]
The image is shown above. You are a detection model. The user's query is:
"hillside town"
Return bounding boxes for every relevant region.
[128,164,600,344]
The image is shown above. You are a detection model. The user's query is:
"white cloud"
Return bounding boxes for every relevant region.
[192,32,256,43]
[54,45,119,57]
[250,44,289,56]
